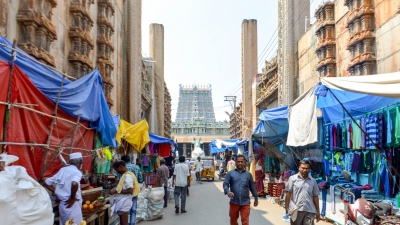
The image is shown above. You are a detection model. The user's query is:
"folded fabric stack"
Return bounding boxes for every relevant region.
[361,190,381,200]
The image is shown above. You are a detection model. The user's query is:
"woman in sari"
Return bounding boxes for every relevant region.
[254,154,265,196]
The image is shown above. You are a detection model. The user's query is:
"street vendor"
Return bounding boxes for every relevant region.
[44,152,84,225]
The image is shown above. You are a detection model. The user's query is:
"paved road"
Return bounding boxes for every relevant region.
[142,173,332,225]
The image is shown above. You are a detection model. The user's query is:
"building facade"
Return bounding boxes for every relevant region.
[298,0,400,94]
[229,103,243,139]
[172,84,230,157]
[0,1,172,141]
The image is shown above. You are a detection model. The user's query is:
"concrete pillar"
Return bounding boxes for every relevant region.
[150,23,165,136]
[241,19,257,139]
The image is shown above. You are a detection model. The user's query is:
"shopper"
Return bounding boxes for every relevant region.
[109,160,140,225]
[172,156,190,214]
[253,154,265,196]
[223,155,258,225]
[156,159,169,208]
[285,160,320,225]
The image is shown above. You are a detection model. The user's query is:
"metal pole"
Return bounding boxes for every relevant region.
[2,39,17,153]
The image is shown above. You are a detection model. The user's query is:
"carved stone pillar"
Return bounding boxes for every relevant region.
[363,61,373,75]
[326,46,333,58]
[325,7,333,19]
[327,64,335,77]
[363,15,372,30]
[364,38,372,53]
[326,26,333,39]
[349,67,355,76]
[357,42,363,55]
[74,62,81,78]
[355,19,361,33]
[355,65,361,76]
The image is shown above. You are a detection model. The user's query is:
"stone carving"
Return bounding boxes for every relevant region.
[17,0,58,66]
[345,0,375,75]
[315,2,336,77]
[68,0,95,79]
[256,56,278,108]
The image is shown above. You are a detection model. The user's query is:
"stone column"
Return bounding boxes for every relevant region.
[183,143,187,158]
[150,23,165,136]
[355,65,361,76]
[327,64,335,77]
[363,62,373,75]
[241,19,257,139]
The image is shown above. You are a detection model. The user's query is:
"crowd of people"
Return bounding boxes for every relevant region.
[42,150,320,225]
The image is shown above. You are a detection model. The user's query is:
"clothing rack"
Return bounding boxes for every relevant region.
[323,101,400,126]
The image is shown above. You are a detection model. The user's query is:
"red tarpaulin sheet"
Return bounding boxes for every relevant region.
[0,61,94,180]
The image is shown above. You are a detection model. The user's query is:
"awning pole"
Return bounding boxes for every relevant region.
[46,76,66,146]
[328,89,400,179]
[2,39,17,154]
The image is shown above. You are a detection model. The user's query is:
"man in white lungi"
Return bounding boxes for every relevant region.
[44,152,84,225]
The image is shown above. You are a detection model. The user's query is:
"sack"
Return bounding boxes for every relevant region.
[147,187,164,221]
[1,165,54,225]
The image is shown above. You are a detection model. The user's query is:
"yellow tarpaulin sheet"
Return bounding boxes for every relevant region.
[116,119,150,151]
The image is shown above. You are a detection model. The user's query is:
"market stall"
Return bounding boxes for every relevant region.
[286,73,400,224]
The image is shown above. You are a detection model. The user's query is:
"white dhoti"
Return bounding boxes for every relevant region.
[110,195,133,218]
[59,201,83,225]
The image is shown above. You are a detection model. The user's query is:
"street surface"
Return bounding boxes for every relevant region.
[142,172,332,225]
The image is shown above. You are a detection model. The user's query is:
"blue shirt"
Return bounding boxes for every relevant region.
[223,168,258,206]
[115,162,143,183]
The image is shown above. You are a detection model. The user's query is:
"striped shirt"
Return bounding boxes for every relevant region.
[366,114,379,149]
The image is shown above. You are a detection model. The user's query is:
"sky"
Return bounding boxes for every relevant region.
[142,0,322,122]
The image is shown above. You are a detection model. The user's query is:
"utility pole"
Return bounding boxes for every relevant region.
[224,96,237,110]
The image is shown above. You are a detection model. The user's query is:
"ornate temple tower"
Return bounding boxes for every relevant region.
[175,84,216,123]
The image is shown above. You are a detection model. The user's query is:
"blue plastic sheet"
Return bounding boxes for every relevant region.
[0,36,117,146]
[253,105,289,146]
[315,84,399,123]
[149,132,178,148]
[210,140,225,154]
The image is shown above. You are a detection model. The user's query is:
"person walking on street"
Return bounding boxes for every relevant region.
[195,157,203,184]
[253,154,265,197]
[185,159,192,196]
[285,160,320,225]
[44,153,84,225]
[227,156,236,172]
[223,155,258,225]
[156,159,169,208]
[172,156,190,214]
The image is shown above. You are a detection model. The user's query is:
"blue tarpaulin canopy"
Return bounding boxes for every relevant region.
[149,132,178,148]
[0,36,117,147]
[252,105,289,146]
[315,84,399,123]
[210,140,226,154]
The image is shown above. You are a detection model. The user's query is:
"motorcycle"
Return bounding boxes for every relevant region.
[338,171,400,225]
[218,167,226,180]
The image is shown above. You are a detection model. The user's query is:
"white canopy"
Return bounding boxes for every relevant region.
[287,71,400,147]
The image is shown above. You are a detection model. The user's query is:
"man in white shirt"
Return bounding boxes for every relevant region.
[110,160,137,225]
[172,156,190,214]
[44,152,84,225]
[195,157,203,183]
